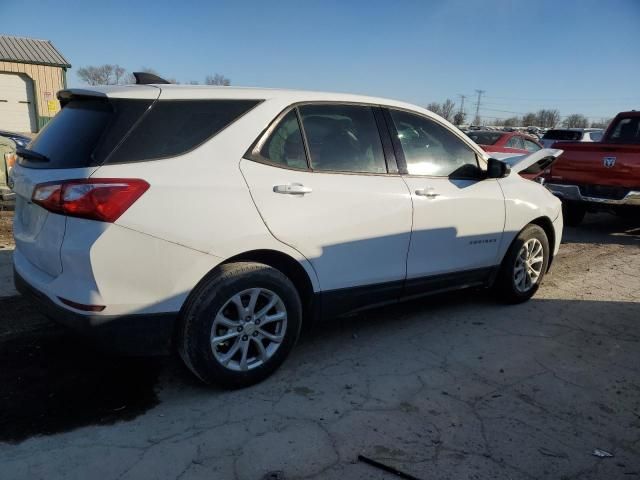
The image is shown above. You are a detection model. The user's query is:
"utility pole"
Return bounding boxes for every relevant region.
[474,89,485,125]
[457,94,466,114]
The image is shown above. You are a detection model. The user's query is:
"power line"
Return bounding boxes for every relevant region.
[483,94,640,102]
[479,106,611,120]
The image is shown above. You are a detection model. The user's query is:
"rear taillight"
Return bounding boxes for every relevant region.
[4,152,16,174]
[32,178,149,222]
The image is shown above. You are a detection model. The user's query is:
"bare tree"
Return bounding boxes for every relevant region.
[205,74,231,86]
[453,110,466,126]
[502,117,520,127]
[563,114,589,128]
[536,109,561,128]
[427,102,443,116]
[522,112,537,126]
[78,64,174,85]
[439,99,456,122]
[77,64,128,86]
[590,118,612,129]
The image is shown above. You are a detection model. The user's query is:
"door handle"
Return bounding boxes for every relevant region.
[415,188,440,198]
[273,183,312,195]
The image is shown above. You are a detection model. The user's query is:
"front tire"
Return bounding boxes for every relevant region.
[178,262,302,388]
[494,224,549,304]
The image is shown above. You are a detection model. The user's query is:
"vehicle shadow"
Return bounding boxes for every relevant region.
[0,249,16,298]
[562,213,639,246]
[0,295,166,444]
[2,288,639,445]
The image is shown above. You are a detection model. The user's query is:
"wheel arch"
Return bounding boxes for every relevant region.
[175,248,318,347]
[222,249,315,311]
[529,216,556,269]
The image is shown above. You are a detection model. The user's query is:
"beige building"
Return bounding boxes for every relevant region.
[0,34,70,133]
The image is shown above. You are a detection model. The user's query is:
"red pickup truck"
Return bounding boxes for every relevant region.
[543,111,640,225]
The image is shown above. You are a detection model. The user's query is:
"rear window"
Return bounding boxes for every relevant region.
[607,117,640,144]
[21,99,152,169]
[542,130,583,141]
[19,98,260,169]
[107,99,261,163]
[465,131,502,145]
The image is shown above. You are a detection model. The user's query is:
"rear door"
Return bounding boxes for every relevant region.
[11,90,158,277]
[241,103,412,311]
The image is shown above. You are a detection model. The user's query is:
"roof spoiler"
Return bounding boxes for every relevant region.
[133,72,171,85]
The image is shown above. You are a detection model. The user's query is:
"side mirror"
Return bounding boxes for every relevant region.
[486,158,510,179]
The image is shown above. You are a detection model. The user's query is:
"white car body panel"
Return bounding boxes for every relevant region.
[401,176,505,277]
[240,160,413,291]
[11,165,99,277]
[497,173,562,259]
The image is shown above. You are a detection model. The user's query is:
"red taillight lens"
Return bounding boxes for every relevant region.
[58,297,106,312]
[32,178,149,223]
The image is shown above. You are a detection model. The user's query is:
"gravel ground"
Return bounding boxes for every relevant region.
[0,213,638,480]
[0,210,15,297]
[0,210,12,247]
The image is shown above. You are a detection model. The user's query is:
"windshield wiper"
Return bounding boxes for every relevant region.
[16,146,50,163]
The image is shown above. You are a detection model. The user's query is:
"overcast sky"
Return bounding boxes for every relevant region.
[2,0,639,121]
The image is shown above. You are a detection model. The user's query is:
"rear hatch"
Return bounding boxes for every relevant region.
[548,143,640,189]
[11,87,159,277]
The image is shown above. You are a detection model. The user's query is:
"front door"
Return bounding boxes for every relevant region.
[241,104,413,312]
[385,108,505,290]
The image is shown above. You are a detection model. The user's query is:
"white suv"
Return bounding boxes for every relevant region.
[12,78,563,387]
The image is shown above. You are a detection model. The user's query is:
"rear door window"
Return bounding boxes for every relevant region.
[507,136,525,149]
[298,104,387,174]
[252,110,308,169]
[524,139,541,152]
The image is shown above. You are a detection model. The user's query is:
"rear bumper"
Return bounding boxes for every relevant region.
[546,183,640,206]
[15,268,177,355]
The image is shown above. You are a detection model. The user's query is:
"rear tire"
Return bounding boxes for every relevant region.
[562,201,586,226]
[494,224,549,304]
[178,262,302,388]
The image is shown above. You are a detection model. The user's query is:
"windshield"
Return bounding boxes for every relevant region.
[465,131,503,145]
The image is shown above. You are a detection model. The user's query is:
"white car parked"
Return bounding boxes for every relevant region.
[540,128,604,148]
[12,76,564,386]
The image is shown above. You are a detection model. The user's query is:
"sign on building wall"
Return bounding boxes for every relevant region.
[44,91,60,114]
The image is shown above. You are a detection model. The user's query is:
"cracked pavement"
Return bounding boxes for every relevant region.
[0,213,638,479]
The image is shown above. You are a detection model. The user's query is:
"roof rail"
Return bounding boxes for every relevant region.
[133,72,171,85]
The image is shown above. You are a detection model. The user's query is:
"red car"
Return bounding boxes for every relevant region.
[466,130,542,155]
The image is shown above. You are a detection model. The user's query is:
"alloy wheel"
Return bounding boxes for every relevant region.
[210,288,287,371]
[513,238,544,293]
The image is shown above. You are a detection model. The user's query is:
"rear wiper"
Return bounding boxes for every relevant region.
[16,146,50,163]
